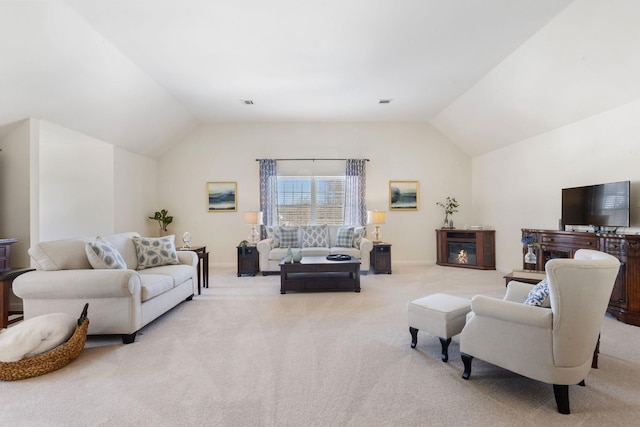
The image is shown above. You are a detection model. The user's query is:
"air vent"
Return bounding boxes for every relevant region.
[379,99,392,104]
[241,100,254,105]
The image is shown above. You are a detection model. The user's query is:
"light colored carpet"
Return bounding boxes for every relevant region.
[2,265,639,426]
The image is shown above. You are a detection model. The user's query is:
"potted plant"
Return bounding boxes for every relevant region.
[436,197,459,228]
[149,209,173,235]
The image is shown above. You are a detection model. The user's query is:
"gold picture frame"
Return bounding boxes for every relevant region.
[207,182,237,212]
[389,181,419,211]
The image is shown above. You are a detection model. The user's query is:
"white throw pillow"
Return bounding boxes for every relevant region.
[85,238,126,269]
[0,313,76,362]
[131,235,180,270]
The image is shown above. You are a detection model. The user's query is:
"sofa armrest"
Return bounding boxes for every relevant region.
[177,250,199,268]
[13,269,141,299]
[359,237,373,271]
[257,239,273,272]
[471,295,552,328]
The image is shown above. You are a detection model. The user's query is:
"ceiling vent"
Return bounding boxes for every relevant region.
[379,99,392,104]
[241,100,254,105]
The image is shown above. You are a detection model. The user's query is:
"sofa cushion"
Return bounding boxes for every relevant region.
[336,227,355,248]
[301,247,331,257]
[138,274,174,302]
[132,236,180,270]
[301,225,329,248]
[85,238,127,269]
[139,264,193,287]
[29,238,92,271]
[524,278,551,307]
[279,227,300,248]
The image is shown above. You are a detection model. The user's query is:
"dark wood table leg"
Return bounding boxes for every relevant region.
[1,278,9,328]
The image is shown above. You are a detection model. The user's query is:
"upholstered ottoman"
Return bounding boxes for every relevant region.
[407,293,471,362]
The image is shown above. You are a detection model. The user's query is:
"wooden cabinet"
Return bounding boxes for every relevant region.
[237,245,259,277]
[370,243,392,274]
[436,229,495,270]
[0,238,17,272]
[522,229,640,327]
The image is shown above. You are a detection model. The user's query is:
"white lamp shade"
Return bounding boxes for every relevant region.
[367,210,386,225]
[244,211,263,225]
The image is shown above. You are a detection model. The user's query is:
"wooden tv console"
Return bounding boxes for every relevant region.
[522,229,640,327]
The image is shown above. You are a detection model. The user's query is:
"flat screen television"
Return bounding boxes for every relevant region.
[561,181,630,229]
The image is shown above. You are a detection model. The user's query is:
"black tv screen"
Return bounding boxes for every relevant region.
[562,181,630,228]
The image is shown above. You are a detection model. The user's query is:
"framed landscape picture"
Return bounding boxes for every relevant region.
[389,181,419,211]
[207,182,237,212]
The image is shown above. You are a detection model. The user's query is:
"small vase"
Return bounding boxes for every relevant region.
[524,245,537,265]
[443,218,449,229]
[283,247,293,263]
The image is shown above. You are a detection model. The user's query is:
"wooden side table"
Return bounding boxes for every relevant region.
[178,245,209,295]
[237,245,259,276]
[503,270,546,287]
[370,242,392,274]
[1,267,34,328]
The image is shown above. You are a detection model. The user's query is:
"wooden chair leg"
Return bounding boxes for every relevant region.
[439,337,452,362]
[553,384,570,414]
[409,327,418,348]
[461,353,473,379]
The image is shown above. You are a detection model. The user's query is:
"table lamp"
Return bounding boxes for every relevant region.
[367,210,386,242]
[244,211,263,245]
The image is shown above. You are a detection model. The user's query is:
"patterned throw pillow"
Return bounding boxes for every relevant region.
[301,225,329,248]
[265,226,280,249]
[524,278,551,307]
[131,235,180,270]
[336,226,355,248]
[278,227,300,248]
[352,226,365,249]
[85,238,126,269]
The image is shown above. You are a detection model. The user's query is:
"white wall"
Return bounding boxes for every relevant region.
[114,147,158,235]
[473,98,640,272]
[0,119,33,268]
[38,121,115,241]
[158,122,472,266]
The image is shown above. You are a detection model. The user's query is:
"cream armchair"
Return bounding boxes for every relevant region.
[459,249,620,414]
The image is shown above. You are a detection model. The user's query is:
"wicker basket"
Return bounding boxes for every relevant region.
[0,303,89,381]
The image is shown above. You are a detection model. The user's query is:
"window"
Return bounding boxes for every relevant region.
[277,176,345,225]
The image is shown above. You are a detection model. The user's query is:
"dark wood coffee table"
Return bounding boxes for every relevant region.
[279,256,361,294]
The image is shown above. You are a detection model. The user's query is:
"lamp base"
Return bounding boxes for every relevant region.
[248,226,260,245]
[372,225,382,243]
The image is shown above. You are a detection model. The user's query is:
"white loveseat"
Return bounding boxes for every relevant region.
[13,232,198,344]
[256,225,373,274]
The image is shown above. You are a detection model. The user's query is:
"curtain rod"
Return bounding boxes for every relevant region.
[255,158,369,161]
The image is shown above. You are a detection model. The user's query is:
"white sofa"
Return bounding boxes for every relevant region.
[13,232,198,344]
[256,225,373,274]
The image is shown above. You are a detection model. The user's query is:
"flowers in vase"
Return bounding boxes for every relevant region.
[436,197,459,227]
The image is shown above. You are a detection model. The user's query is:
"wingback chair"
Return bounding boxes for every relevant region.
[459,249,620,414]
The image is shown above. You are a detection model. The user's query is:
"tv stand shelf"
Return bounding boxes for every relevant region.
[522,229,640,327]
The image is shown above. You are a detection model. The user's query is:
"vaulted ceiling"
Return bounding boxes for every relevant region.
[2,1,637,158]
